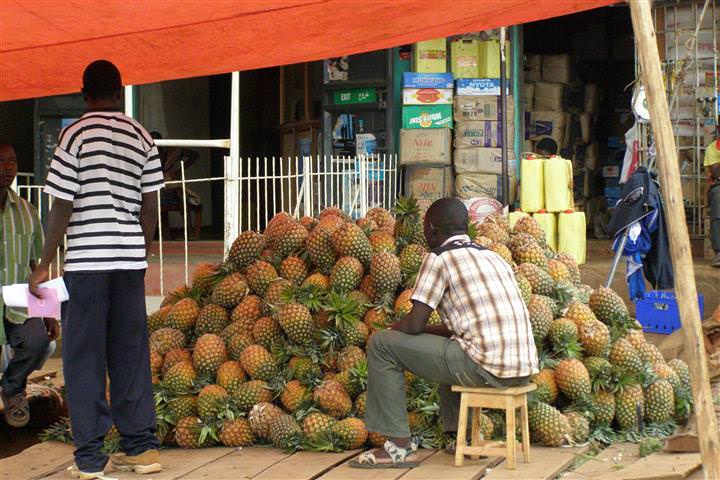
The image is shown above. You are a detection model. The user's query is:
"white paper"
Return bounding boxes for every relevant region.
[1,277,69,308]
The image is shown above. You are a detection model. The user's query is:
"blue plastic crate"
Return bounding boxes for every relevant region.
[635,291,704,334]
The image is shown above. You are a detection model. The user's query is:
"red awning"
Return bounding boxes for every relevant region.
[1,0,617,101]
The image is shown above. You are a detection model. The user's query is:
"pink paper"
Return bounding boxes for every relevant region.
[27,288,61,319]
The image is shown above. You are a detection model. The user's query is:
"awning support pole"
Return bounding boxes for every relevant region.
[500,27,509,206]
[225,71,241,258]
[630,2,720,477]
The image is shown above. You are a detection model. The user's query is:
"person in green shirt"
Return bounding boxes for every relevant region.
[705,134,720,267]
[0,142,58,427]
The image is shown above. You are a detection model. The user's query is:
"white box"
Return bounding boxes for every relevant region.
[402,88,454,105]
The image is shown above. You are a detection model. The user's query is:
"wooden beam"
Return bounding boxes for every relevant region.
[280,65,286,125]
[628,2,720,479]
[303,62,311,122]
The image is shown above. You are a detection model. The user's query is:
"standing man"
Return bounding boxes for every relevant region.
[705,134,720,267]
[29,60,164,478]
[352,198,538,468]
[0,142,55,428]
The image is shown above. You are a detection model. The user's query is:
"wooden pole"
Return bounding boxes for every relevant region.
[629,2,720,478]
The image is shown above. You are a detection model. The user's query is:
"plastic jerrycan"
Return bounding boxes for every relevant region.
[558,209,586,265]
[543,155,573,212]
[533,210,557,251]
[520,154,544,213]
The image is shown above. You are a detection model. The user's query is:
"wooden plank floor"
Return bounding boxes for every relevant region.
[563,443,641,480]
[0,441,73,480]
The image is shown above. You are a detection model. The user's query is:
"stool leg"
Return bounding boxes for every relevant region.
[520,398,530,463]
[454,393,469,467]
[470,408,480,460]
[505,399,516,470]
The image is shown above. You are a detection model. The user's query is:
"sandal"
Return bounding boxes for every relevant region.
[350,439,421,469]
[2,391,30,428]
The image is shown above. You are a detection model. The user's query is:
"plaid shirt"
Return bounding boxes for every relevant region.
[411,235,539,378]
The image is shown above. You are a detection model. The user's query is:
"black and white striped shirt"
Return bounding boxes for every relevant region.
[44,110,164,272]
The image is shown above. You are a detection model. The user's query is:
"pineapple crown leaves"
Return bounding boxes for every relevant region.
[550,332,584,360]
[198,422,220,447]
[609,367,641,393]
[323,291,364,330]
[467,220,479,242]
[39,417,74,444]
[293,401,321,423]
[674,386,694,420]
[303,429,345,453]
[638,363,660,388]
[348,359,369,392]
[267,367,294,398]
[281,284,326,312]
[638,437,664,457]
[555,281,581,312]
[392,195,421,220]
[317,326,346,352]
[589,425,620,445]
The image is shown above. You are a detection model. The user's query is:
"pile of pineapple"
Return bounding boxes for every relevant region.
[141,198,691,451]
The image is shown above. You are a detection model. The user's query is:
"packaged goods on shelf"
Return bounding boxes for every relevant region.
[455,78,507,96]
[455,172,517,202]
[453,95,514,122]
[477,39,511,78]
[413,38,447,73]
[455,121,514,148]
[528,111,567,144]
[533,82,565,111]
[524,83,535,111]
[454,147,516,175]
[402,105,453,129]
[525,54,542,82]
[402,88,453,105]
[519,154,545,212]
[451,38,481,79]
[541,54,572,84]
[405,165,454,211]
[558,210,586,264]
[403,72,454,89]
[400,128,452,165]
[533,211,558,251]
[543,156,574,212]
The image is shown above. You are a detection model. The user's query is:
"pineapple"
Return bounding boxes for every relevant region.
[609,338,644,376]
[636,343,665,365]
[175,416,206,448]
[512,242,549,271]
[302,412,337,441]
[306,222,340,274]
[265,212,295,243]
[226,332,255,361]
[303,272,331,292]
[548,318,579,351]
[273,221,308,258]
[355,391,367,418]
[197,384,229,422]
[320,207,349,222]
[314,380,352,418]
[625,328,647,350]
[252,316,284,349]
[478,222,509,245]
[489,242,514,265]
[584,357,612,390]
[245,260,279,297]
[279,256,309,285]
[589,287,629,324]
[268,413,303,450]
[149,349,163,376]
[166,298,201,333]
[516,263,554,297]
[163,360,196,395]
[219,418,255,447]
[277,303,315,345]
[150,327,186,356]
[554,359,591,402]
[532,368,559,404]
[513,216,546,244]
[330,256,364,293]
[248,401,285,440]
[474,411,495,440]
[591,389,616,427]
[368,230,397,255]
[653,363,682,392]
[232,380,272,413]
[564,412,589,444]
[332,222,373,267]
[147,306,170,332]
[366,207,395,232]
[162,348,192,375]
[515,274,531,304]
[290,356,323,386]
[240,345,277,381]
[615,384,644,430]
[230,295,263,332]
[576,319,610,358]
[264,278,293,310]
[216,360,246,393]
[399,244,427,287]
[337,345,366,371]
[331,417,368,449]
[195,304,230,336]
[370,251,402,294]
[528,402,569,447]
[393,196,426,246]
[300,215,318,232]
[211,272,248,309]
[644,379,675,423]
[555,252,581,286]
[167,396,198,421]
[280,380,310,413]
[228,231,266,271]
[367,431,388,448]
[364,306,391,332]
[527,294,553,345]
[565,302,599,325]
[547,259,571,284]
[193,334,228,377]
[667,359,691,391]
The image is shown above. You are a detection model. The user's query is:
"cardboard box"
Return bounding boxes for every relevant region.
[402,105,453,129]
[542,54,572,84]
[523,83,534,111]
[579,113,592,143]
[528,111,567,143]
[403,72,454,89]
[400,129,452,165]
[405,166,454,211]
[413,38,447,73]
[454,148,517,175]
[456,78,508,96]
[455,121,515,148]
[585,84,600,113]
[533,82,565,111]
[455,173,517,202]
[402,88,453,105]
[451,38,481,79]
[525,54,542,82]
[453,96,514,122]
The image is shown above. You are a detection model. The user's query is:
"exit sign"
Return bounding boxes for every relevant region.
[334,88,377,105]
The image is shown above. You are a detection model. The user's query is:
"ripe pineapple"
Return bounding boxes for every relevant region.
[149,349,163,376]
[252,316,284,349]
[216,361,246,393]
[591,390,616,427]
[150,327,186,356]
[370,251,402,294]
[175,416,206,448]
[265,212,295,243]
[166,298,201,333]
[513,216,546,244]
[337,345,366,371]
[289,356,323,385]
[399,244,427,287]
[279,256,309,285]
[667,359,691,391]
[306,223,340,274]
[300,215,318,232]
[268,413,303,450]
[367,230,396,257]
[653,363,682,392]
[303,272,331,292]
[359,275,378,301]
[555,359,591,402]
[489,242,514,265]
[332,222,373,267]
[277,303,315,345]
[211,272,248,309]
[197,384,229,422]
[195,304,230,336]
[367,431,388,447]
[319,207,349,222]
[263,278,292,311]
[226,332,255,361]
[167,395,198,421]
[625,328,647,350]
[644,379,675,423]
[636,342,665,365]
[366,207,395,232]
[565,302,598,325]
[147,306,171,332]
[364,307,391,332]
[219,418,255,447]
[280,380,310,413]
[229,231,266,271]
[528,402,569,447]
[548,318,579,351]
[193,334,228,377]
[615,384,644,430]
[355,391,367,418]
[564,412,589,444]
[516,263,555,297]
[584,357,612,390]
[230,295,263,332]
[331,417,368,449]
[547,259,571,284]
[393,196,426,246]
[515,274,532,304]
[163,360,196,395]
[162,348,192,375]
[478,222,510,245]
[239,345,277,381]
[555,252,581,286]
[609,338,644,376]
[273,221,308,258]
[330,256,364,293]
[576,319,610,357]
[232,380,273,413]
[248,401,285,440]
[512,242,549,271]
[302,412,337,441]
[527,294,554,345]
[245,260,279,297]
[532,368,559,404]
[589,287,629,324]
[313,380,352,418]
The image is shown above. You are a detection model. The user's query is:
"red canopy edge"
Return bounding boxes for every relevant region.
[1,0,617,101]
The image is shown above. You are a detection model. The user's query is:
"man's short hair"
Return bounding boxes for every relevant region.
[426,198,468,235]
[536,137,558,155]
[82,60,122,100]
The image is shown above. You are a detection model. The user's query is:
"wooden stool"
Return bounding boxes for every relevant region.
[452,383,536,469]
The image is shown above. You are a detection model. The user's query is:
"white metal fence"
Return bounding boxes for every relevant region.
[15,154,401,295]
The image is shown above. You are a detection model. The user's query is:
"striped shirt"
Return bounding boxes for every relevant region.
[0,189,44,344]
[411,235,539,379]
[44,110,164,272]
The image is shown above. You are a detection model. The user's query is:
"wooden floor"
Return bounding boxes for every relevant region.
[0,441,705,480]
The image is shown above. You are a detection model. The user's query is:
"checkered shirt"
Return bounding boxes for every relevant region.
[411,235,539,378]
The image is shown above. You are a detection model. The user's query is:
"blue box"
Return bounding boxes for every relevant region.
[604,186,621,198]
[403,72,454,89]
[636,291,704,334]
[455,78,509,96]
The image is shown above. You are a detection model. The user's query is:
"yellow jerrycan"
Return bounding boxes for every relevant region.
[508,210,529,230]
[533,210,557,251]
[558,210,586,265]
[543,155,573,212]
[520,154,544,213]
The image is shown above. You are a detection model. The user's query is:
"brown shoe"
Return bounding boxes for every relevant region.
[1,390,30,428]
[111,449,162,474]
[712,253,720,268]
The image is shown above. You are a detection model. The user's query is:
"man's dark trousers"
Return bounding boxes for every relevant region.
[62,270,158,472]
[1,317,50,396]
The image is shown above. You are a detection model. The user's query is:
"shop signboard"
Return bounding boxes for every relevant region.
[402,105,453,129]
[333,88,377,105]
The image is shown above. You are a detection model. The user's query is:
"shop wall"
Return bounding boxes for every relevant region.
[0,100,35,172]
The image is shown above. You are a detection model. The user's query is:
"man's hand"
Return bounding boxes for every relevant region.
[44,318,60,341]
[28,264,49,298]
[391,301,433,335]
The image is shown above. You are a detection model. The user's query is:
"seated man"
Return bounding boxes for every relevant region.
[352,198,539,468]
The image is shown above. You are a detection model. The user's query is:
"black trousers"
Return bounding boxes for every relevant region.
[1,317,50,396]
[62,270,159,472]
